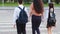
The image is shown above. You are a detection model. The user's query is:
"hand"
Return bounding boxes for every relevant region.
[13,24,16,28]
[28,16,31,22]
[41,19,44,22]
[41,16,44,22]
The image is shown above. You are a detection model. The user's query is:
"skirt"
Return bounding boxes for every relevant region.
[47,19,56,28]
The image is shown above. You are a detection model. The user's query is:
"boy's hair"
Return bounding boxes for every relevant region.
[18,0,23,4]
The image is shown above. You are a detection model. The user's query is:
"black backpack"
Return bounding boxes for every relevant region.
[48,11,56,23]
[17,7,28,24]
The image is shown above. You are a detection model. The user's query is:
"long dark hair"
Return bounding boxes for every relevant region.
[48,3,54,18]
[33,0,44,14]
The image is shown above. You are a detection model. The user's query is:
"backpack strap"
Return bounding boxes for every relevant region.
[23,7,25,10]
[18,7,22,10]
[18,6,25,10]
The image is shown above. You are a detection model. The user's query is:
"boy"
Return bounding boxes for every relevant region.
[13,0,28,34]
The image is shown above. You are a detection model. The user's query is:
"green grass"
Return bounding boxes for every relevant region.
[23,3,30,7]
[0,2,30,7]
[44,3,60,7]
[0,3,60,7]
[44,4,48,7]
[0,3,18,7]
[54,4,60,7]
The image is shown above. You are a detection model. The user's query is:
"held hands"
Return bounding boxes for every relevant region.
[41,16,44,22]
[13,23,16,28]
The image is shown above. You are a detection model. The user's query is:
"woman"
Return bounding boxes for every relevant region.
[47,2,56,34]
[30,0,44,34]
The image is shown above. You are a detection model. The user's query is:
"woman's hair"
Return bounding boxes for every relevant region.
[33,0,44,14]
[18,0,23,4]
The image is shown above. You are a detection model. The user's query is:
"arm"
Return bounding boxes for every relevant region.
[30,3,33,16]
[41,3,45,22]
[13,8,18,28]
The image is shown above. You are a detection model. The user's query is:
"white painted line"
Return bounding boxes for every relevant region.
[0,29,17,32]
[0,22,31,24]
[0,23,13,24]
[0,28,47,32]
[0,26,13,27]
[0,25,45,28]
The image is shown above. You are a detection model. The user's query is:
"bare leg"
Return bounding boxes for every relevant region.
[47,27,52,34]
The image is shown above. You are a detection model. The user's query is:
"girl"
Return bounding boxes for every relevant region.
[47,2,56,34]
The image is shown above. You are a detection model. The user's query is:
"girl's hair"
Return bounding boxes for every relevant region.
[33,0,44,14]
[49,2,54,8]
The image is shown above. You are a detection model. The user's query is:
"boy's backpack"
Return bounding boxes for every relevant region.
[17,7,28,24]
